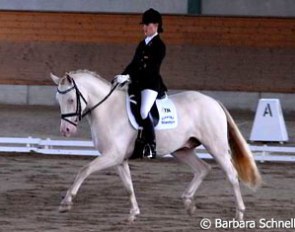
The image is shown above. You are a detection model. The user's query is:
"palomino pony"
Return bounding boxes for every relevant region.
[51,70,261,222]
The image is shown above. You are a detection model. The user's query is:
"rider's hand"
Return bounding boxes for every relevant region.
[112,74,130,86]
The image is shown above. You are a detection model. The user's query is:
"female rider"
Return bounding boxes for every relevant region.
[114,8,167,159]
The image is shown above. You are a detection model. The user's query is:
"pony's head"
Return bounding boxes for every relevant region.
[51,73,88,137]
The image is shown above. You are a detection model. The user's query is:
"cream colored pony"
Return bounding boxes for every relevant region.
[51,70,261,222]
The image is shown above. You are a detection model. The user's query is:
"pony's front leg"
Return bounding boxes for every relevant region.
[59,154,122,213]
[116,161,140,223]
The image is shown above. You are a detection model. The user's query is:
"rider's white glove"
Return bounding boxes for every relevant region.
[112,74,130,86]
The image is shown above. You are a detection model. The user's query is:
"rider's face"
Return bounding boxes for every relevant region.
[143,23,158,37]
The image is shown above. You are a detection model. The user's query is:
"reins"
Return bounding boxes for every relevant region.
[57,76,119,127]
[82,82,119,118]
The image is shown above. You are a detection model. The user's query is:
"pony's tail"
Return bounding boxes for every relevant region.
[219,103,262,190]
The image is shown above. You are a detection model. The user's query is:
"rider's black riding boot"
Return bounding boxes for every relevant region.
[142,115,156,159]
[129,128,145,159]
[129,115,156,160]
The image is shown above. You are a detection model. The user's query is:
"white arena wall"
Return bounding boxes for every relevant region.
[203,0,295,17]
[0,0,188,13]
[0,0,294,17]
[0,84,293,113]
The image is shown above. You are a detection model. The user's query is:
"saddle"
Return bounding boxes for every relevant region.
[126,94,178,159]
[126,94,178,130]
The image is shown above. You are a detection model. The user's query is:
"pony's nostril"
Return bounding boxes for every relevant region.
[66,127,70,132]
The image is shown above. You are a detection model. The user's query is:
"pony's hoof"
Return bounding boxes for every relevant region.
[127,215,136,224]
[183,198,196,216]
[187,205,196,216]
[59,202,72,213]
[236,211,244,221]
[127,208,140,223]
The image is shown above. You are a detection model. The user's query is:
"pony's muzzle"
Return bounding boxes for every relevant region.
[60,121,77,137]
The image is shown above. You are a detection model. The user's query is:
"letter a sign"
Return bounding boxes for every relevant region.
[263,103,272,117]
[250,99,288,142]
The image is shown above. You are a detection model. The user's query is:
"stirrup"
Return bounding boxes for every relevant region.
[143,144,156,159]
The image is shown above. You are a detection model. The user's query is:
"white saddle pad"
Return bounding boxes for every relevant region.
[126,95,178,130]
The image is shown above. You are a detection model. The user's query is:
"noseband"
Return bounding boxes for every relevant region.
[57,76,118,127]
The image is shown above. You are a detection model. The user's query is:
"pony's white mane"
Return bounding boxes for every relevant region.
[63,69,128,92]
[66,69,111,86]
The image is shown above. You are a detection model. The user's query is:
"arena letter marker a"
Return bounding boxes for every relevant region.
[250,98,289,143]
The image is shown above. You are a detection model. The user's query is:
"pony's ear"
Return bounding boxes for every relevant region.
[50,73,60,85]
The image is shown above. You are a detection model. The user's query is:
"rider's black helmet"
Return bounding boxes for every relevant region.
[141,8,163,33]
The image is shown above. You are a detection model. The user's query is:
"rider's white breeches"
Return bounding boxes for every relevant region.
[140,89,158,119]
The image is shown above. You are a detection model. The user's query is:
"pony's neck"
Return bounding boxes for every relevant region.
[72,71,112,105]
[70,71,127,147]
[85,77,111,99]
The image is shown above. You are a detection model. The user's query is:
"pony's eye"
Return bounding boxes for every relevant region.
[68,98,74,104]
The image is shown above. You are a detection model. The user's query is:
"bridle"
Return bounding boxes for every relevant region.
[57,76,119,127]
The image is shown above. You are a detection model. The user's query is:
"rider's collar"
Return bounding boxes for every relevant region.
[145,32,158,45]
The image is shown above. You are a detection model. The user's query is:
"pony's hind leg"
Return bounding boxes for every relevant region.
[208,147,246,220]
[172,149,211,215]
[116,161,140,223]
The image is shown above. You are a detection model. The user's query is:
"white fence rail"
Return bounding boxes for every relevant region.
[0,137,295,162]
